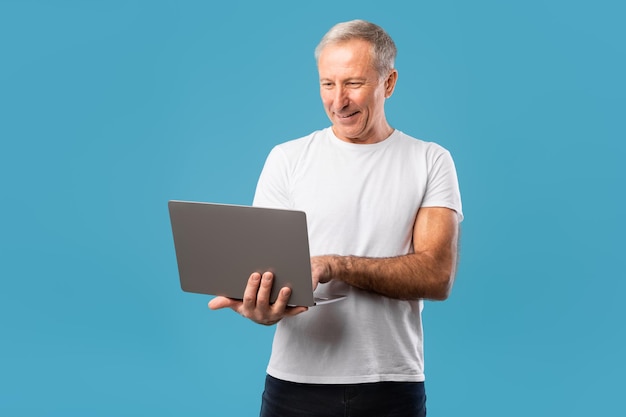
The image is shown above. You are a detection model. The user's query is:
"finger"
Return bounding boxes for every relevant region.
[284,305,309,317]
[311,255,333,285]
[310,257,324,288]
[270,286,292,312]
[255,272,274,306]
[242,272,262,311]
[208,296,241,311]
[273,287,308,317]
[274,286,308,317]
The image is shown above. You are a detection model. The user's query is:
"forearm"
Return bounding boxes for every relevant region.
[320,251,456,301]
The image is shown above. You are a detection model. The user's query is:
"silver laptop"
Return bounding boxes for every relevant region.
[168,200,345,307]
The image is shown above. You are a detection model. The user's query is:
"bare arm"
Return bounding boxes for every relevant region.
[311,207,460,300]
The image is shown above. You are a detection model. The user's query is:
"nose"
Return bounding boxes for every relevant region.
[333,86,349,111]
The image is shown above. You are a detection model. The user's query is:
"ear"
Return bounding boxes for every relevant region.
[384,69,398,98]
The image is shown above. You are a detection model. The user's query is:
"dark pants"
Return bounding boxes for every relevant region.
[260,374,426,417]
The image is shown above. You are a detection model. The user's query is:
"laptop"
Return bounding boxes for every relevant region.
[168,200,345,307]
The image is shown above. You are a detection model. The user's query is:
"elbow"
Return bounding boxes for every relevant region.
[429,271,455,301]
[431,283,452,301]
[405,271,454,301]
[429,254,458,300]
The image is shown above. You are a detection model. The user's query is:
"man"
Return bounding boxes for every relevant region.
[209,19,463,417]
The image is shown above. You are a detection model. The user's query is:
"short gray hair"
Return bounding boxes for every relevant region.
[314,20,397,78]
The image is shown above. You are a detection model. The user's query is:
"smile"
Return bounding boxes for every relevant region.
[337,111,359,119]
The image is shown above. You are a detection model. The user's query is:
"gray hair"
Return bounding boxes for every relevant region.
[314,20,397,78]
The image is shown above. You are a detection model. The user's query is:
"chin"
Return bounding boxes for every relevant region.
[334,124,363,138]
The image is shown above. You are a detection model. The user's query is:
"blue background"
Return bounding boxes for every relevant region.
[1,0,624,415]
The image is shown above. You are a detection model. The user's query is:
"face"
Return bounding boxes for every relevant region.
[317,39,397,144]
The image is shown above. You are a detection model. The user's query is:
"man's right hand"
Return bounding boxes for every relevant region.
[208,271,308,325]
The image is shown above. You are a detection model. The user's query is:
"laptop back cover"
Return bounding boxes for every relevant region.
[168,200,316,307]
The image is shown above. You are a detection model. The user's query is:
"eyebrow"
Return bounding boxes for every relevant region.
[319,77,367,83]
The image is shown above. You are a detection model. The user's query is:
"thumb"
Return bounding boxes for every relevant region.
[208,296,236,310]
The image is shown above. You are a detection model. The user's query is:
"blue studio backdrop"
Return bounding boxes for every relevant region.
[1,1,624,416]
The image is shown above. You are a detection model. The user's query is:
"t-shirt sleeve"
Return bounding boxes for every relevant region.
[422,147,464,221]
[253,146,292,210]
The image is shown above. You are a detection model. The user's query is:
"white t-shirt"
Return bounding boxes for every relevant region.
[253,127,463,384]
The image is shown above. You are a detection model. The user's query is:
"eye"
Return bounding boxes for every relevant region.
[321,82,334,89]
[346,82,363,88]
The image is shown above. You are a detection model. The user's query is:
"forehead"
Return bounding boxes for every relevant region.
[317,39,376,77]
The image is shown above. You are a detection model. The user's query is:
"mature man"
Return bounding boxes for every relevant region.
[209,19,463,417]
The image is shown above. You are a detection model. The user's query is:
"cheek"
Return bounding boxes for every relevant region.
[348,91,367,107]
[319,91,333,107]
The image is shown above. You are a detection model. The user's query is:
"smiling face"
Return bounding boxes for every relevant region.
[318,39,398,144]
